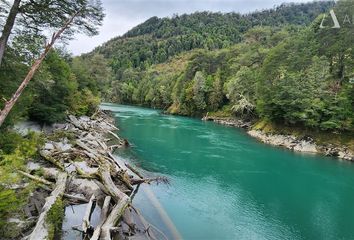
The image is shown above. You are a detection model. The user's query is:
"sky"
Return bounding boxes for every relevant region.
[67,0,311,55]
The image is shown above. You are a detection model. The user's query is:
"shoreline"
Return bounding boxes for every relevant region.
[6,110,165,240]
[202,116,354,161]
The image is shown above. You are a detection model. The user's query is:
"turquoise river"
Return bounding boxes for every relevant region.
[100,103,354,240]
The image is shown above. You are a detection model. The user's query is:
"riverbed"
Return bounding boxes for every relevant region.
[100,103,354,240]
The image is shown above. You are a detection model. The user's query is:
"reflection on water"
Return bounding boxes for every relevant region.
[62,204,101,240]
[101,103,354,240]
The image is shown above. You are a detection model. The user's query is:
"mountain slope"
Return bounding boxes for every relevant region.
[76,1,353,134]
[89,1,334,76]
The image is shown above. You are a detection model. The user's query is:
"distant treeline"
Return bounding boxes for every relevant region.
[80,0,353,132]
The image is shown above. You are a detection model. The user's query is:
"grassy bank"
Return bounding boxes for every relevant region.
[0,131,43,238]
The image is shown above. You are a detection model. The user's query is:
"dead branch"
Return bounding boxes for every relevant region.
[18,170,53,186]
[39,150,65,171]
[82,194,96,237]
[91,196,111,240]
[108,130,122,142]
[100,196,130,240]
[125,163,144,179]
[131,177,170,186]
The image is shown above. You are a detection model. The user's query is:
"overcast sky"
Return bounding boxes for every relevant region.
[67,0,311,55]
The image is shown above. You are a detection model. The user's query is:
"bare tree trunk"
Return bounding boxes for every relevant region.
[0,0,21,66]
[0,10,80,127]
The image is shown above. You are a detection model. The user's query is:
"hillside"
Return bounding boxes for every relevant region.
[88,1,334,75]
[76,0,353,136]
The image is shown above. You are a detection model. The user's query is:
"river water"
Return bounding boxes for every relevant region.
[100,103,354,240]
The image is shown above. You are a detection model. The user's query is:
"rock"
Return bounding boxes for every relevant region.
[69,178,104,199]
[68,115,83,129]
[79,116,90,122]
[42,167,60,179]
[44,143,55,150]
[74,161,99,175]
[27,162,41,171]
[61,143,72,151]
[293,141,317,153]
[53,140,72,152]
[13,121,41,136]
[64,163,76,174]
[202,116,252,129]
[248,130,317,153]
[52,123,67,130]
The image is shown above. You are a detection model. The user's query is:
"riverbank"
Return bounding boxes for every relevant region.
[99,104,354,239]
[202,116,354,161]
[2,110,165,240]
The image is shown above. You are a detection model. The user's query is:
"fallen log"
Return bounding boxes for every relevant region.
[97,139,108,151]
[109,145,121,151]
[82,194,96,237]
[118,170,134,191]
[19,170,88,203]
[131,177,169,185]
[98,164,129,202]
[108,130,122,142]
[125,163,144,179]
[129,205,161,240]
[73,161,98,179]
[22,110,169,240]
[91,196,111,240]
[40,185,88,204]
[105,121,119,131]
[99,195,130,240]
[28,172,67,240]
[107,152,122,169]
[64,193,88,204]
[68,115,86,130]
[18,170,53,186]
[76,140,98,159]
[39,150,65,171]
[98,164,131,240]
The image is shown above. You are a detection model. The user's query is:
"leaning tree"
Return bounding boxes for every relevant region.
[0,0,104,126]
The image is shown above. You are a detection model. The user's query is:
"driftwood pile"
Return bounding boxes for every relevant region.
[21,111,168,240]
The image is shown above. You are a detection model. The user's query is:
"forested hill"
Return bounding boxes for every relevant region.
[90,1,334,72]
[76,0,353,139]
[124,2,332,38]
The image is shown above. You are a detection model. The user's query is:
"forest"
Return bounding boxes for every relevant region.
[0,0,105,237]
[80,0,353,133]
[0,0,354,238]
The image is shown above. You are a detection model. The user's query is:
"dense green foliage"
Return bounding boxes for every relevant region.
[0,0,104,237]
[0,49,101,127]
[83,0,353,133]
[90,1,333,78]
[0,131,42,236]
[46,198,65,240]
[0,0,105,128]
[0,0,352,237]
[0,49,32,127]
